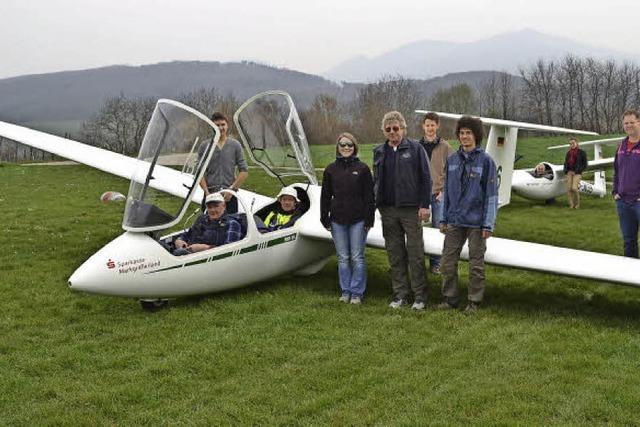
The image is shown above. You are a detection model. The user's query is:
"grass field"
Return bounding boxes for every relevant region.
[1,134,639,425]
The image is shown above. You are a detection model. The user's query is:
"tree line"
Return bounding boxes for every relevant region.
[2,55,639,162]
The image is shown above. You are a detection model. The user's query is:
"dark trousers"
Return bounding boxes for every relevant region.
[379,206,427,301]
[440,226,487,303]
[616,199,640,258]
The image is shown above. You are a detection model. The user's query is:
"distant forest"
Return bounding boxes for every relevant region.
[2,55,639,162]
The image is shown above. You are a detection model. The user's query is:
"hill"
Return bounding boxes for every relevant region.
[0,61,519,130]
[325,29,640,82]
[0,61,361,123]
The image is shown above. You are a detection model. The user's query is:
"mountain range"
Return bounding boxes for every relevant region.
[324,29,640,82]
[1,29,635,130]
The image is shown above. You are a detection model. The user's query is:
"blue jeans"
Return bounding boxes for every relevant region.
[331,221,368,298]
[616,199,640,258]
[429,194,443,268]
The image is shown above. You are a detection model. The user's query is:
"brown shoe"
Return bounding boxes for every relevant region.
[463,301,481,314]
[436,298,458,310]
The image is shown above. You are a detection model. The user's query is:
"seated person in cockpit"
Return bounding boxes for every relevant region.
[173,192,242,255]
[263,186,303,232]
[533,163,553,180]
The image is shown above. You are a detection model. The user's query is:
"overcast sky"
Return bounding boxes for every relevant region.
[1,0,638,79]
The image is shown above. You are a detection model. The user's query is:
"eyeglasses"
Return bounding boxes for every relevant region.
[338,142,354,148]
[384,126,401,133]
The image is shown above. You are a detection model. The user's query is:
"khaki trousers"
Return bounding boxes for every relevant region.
[440,226,487,304]
[566,171,581,208]
[379,206,427,301]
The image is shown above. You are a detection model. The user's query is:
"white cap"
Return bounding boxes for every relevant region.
[276,186,299,202]
[205,192,225,204]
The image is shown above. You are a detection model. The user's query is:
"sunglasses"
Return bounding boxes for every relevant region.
[384,126,401,133]
[338,142,354,148]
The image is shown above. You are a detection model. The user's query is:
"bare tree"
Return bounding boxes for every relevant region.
[300,94,349,145]
[429,83,478,115]
[350,76,423,143]
[80,93,155,155]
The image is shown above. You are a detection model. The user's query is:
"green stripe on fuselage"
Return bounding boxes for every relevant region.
[146,233,296,274]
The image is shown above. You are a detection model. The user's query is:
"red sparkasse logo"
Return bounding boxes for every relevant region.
[107,259,116,269]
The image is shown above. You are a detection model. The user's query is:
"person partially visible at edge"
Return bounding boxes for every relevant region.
[417,112,454,275]
[613,109,640,258]
[321,132,375,305]
[438,116,498,314]
[173,192,243,255]
[198,111,248,214]
[373,111,432,311]
[563,137,587,209]
[264,186,303,231]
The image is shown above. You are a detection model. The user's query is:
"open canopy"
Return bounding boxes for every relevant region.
[234,91,317,185]
[123,100,217,232]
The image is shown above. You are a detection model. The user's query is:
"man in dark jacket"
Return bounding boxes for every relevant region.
[563,138,588,209]
[373,111,432,310]
[173,192,243,255]
[438,116,498,313]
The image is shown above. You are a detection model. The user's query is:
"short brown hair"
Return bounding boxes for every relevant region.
[623,109,640,120]
[210,111,228,123]
[422,112,440,124]
[336,132,359,156]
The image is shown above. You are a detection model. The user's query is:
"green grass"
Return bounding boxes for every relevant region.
[1,135,639,425]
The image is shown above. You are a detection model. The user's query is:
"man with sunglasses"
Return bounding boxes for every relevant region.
[373,111,432,310]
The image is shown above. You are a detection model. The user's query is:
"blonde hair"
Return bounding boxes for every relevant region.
[381,111,407,130]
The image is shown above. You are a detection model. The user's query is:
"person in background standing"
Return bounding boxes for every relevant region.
[417,112,454,274]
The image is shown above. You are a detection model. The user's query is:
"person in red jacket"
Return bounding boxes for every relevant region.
[563,138,587,209]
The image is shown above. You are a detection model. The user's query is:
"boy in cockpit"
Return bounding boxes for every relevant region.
[263,186,303,231]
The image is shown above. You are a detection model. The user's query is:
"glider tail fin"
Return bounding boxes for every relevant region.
[485,124,518,208]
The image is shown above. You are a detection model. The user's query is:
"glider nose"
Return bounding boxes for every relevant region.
[68,263,98,294]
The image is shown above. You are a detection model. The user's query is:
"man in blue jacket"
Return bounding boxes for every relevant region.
[173,192,243,255]
[438,116,498,313]
[373,111,432,310]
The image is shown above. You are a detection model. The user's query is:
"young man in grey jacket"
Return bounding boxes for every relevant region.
[199,112,248,214]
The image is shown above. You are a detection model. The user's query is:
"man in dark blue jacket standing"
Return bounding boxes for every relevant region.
[373,111,432,310]
[438,116,498,313]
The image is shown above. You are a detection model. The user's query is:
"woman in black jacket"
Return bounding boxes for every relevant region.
[321,133,375,305]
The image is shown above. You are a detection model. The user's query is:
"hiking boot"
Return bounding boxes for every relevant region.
[388,298,406,309]
[350,296,362,305]
[430,266,441,275]
[338,294,350,303]
[411,300,426,311]
[436,301,456,310]
[463,301,481,314]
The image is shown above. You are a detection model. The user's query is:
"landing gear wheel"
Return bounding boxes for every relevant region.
[139,299,169,312]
